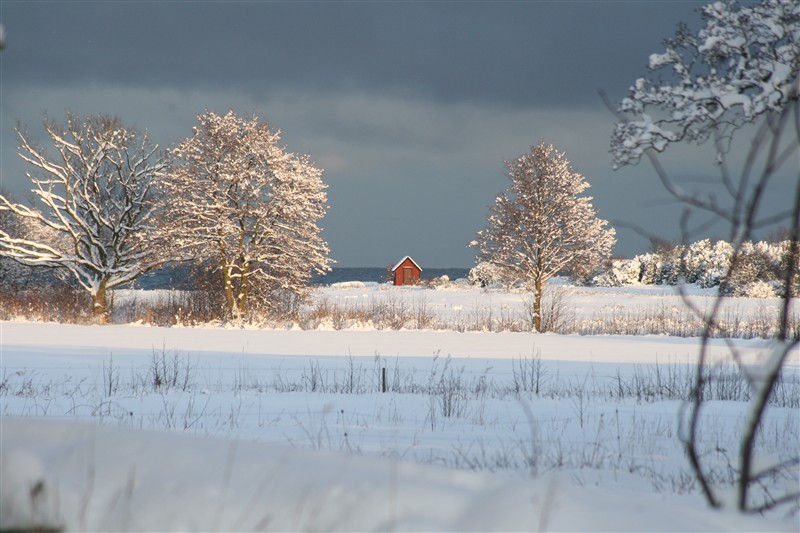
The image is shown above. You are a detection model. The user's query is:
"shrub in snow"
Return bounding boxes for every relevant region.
[635,253,661,285]
[591,253,678,287]
[591,257,642,286]
[740,280,779,298]
[684,240,733,288]
[421,275,454,289]
[330,281,368,289]
[587,270,614,287]
[681,240,710,285]
[720,241,784,296]
[468,262,508,288]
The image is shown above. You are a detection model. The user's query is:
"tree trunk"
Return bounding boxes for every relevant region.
[238,261,251,319]
[533,278,543,333]
[222,263,237,322]
[93,280,109,324]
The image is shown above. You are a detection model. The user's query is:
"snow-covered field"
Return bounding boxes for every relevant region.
[2,280,799,531]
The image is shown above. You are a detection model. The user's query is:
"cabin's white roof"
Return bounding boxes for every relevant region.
[390,255,423,272]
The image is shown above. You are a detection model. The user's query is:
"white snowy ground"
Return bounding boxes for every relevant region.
[2,280,799,531]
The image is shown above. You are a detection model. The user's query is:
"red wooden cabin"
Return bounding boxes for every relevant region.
[390,256,422,286]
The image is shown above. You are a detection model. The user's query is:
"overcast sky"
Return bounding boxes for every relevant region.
[1,1,792,268]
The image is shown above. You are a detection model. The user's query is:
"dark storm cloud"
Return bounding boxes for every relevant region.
[8,0,763,268]
[3,1,699,107]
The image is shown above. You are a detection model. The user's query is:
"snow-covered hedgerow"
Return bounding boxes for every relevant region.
[591,239,793,297]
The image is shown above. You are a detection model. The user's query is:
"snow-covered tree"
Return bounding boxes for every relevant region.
[0,114,167,322]
[471,141,616,332]
[160,111,331,322]
[612,0,799,168]
[611,0,799,513]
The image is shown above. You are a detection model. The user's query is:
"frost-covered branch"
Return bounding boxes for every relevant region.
[612,0,799,168]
